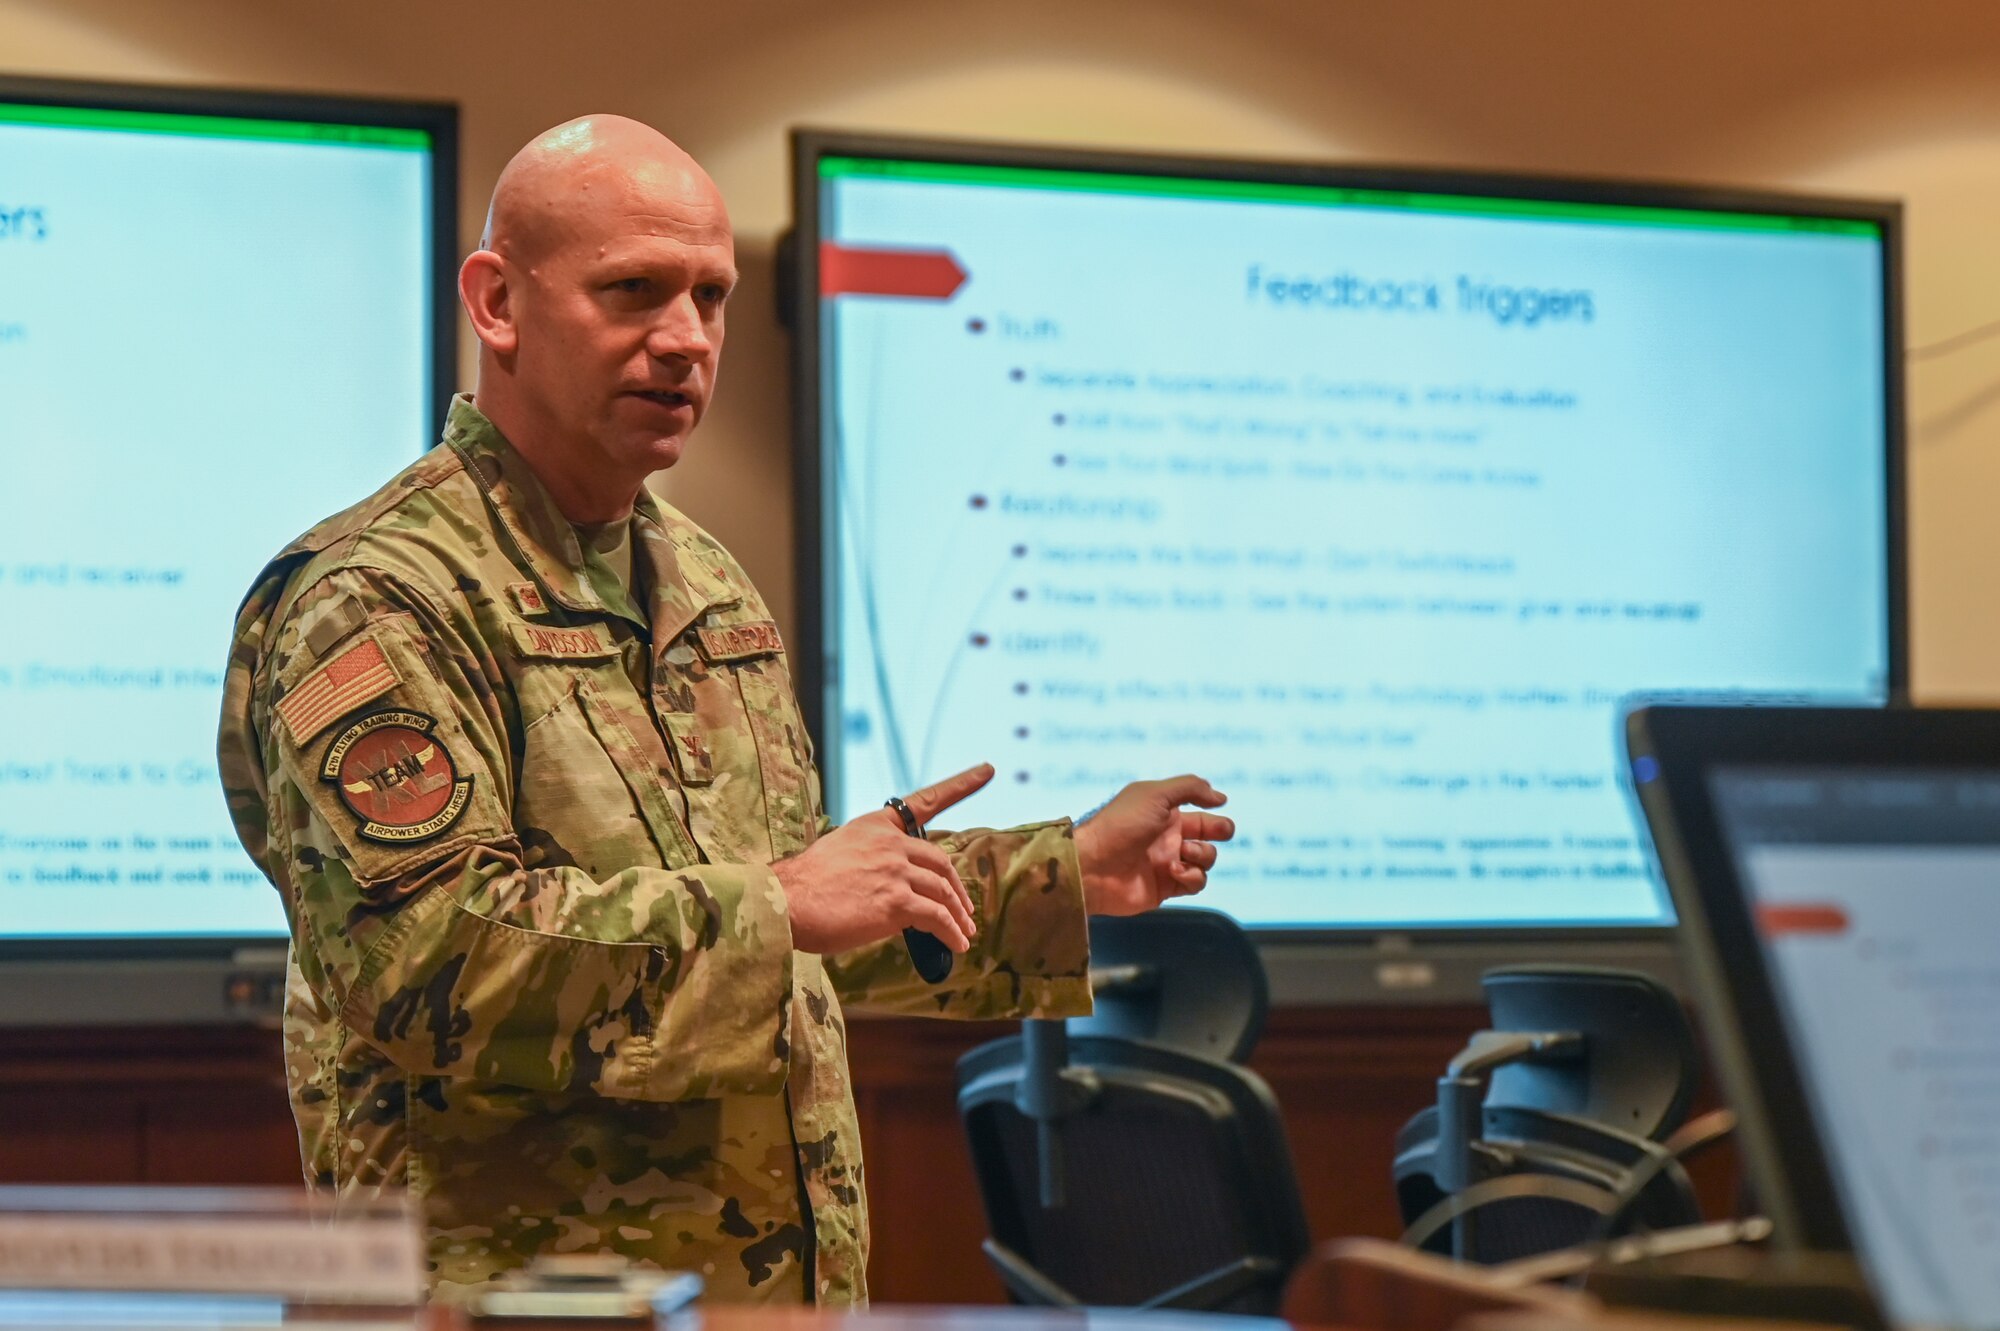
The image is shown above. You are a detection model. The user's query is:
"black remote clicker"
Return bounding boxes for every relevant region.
[902,925,954,984]
[885,796,955,984]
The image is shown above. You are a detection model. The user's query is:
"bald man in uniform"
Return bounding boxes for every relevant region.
[218,116,1234,1305]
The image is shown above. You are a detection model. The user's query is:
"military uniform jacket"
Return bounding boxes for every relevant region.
[217,397,1092,1304]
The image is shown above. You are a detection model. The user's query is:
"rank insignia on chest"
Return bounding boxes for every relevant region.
[662,713,715,785]
[695,620,783,663]
[320,710,474,844]
[508,582,552,616]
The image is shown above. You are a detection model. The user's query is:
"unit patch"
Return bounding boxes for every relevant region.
[320,710,473,844]
[696,621,783,663]
[512,621,621,660]
[277,637,399,744]
[508,582,551,616]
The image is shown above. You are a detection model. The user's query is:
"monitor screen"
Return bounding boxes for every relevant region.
[0,84,454,943]
[795,135,1900,932]
[1709,767,2000,1330]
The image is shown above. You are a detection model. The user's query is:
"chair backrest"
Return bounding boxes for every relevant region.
[1069,907,1268,1063]
[1389,965,1705,1263]
[957,1032,1310,1313]
[1481,966,1697,1141]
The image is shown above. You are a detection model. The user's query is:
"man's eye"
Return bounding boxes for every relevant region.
[696,283,729,305]
[609,277,651,295]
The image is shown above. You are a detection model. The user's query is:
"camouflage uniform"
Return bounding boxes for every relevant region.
[217,396,1092,1304]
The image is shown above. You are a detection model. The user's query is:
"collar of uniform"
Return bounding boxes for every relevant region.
[443,395,632,624]
[631,487,736,644]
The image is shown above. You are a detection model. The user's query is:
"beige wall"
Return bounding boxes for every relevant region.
[7,0,1999,695]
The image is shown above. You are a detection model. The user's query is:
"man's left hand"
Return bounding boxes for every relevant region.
[1074,775,1234,916]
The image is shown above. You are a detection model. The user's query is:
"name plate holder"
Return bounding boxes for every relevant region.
[0,1185,424,1319]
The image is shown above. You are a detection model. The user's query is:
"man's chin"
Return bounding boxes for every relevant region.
[605,425,690,476]
[630,436,687,474]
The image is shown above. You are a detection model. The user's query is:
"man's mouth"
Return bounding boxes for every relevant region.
[629,388,693,409]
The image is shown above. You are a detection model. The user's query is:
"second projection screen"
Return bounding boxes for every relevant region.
[809,150,1891,930]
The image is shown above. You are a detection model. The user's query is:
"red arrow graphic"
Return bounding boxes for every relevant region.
[1756,902,1851,937]
[821,243,969,300]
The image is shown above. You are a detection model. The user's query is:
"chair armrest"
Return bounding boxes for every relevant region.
[1141,1254,1279,1310]
[981,1238,1082,1307]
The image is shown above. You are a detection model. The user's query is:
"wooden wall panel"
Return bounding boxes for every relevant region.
[0,1092,143,1183]
[0,1008,1738,1304]
[0,1025,298,1187]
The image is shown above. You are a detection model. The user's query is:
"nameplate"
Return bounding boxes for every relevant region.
[696,621,783,663]
[513,622,621,660]
[0,1198,423,1304]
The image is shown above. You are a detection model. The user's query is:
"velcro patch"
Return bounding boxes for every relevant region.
[301,595,367,659]
[321,709,473,844]
[696,621,783,663]
[512,622,621,660]
[277,637,399,744]
[508,582,551,616]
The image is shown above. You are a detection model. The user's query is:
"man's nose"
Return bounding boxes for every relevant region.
[648,293,714,362]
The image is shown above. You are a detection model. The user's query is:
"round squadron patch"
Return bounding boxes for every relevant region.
[319,710,473,844]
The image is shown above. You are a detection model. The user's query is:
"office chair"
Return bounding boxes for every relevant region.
[1392,966,1704,1264]
[1070,908,1268,1062]
[956,910,1308,1313]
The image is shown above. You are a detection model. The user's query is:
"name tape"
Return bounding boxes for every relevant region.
[512,622,620,660]
[696,621,783,663]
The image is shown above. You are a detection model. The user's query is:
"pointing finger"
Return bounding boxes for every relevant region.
[1155,774,1227,810]
[902,763,996,826]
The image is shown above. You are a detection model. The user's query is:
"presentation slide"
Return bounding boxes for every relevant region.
[0,105,434,938]
[1741,840,2000,1330]
[817,160,1890,928]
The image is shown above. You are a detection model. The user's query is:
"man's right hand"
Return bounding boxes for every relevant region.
[774,763,993,956]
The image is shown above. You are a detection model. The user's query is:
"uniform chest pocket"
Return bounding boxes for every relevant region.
[514,671,701,876]
[661,613,817,861]
[720,651,815,858]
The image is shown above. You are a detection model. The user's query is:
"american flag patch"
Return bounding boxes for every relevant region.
[276,637,400,744]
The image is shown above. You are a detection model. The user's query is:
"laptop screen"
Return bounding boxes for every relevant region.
[1709,767,2000,1331]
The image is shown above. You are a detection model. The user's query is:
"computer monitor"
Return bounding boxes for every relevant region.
[1628,705,2000,1329]
[0,77,456,1021]
[788,131,1904,971]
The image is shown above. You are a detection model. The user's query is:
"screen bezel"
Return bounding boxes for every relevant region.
[1623,704,2000,1253]
[0,75,459,959]
[787,127,1909,944]
[0,74,459,446]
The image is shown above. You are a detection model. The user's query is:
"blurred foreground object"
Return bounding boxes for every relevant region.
[0,1184,422,1317]
[469,1254,700,1321]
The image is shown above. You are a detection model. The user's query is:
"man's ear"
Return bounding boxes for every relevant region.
[459,250,518,356]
